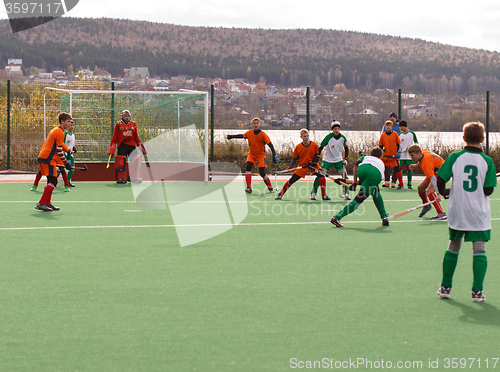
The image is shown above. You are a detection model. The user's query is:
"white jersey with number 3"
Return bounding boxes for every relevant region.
[437,148,497,231]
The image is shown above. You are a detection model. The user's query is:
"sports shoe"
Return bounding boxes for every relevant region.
[382,217,389,226]
[430,213,447,221]
[35,203,53,212]
[131,177,143,183]
[65,186,70,192]
[437,286,451,299]
[69,183,76,187]
[31,185,37,191]
[382,182,390,188]
[245,187,252,193]
[472,290,486,302]
[275,194,282,200]
[268,187,275,193]
[330,217,343,227]
[48,204,60,211]
[322,195,331,201]
[391,183,397,188]
[344,194,351,201]
[117,178,127,184]
[407,184,413,189]
[418,205,432,217]
[396,185,404,190]
[310,193,316,200]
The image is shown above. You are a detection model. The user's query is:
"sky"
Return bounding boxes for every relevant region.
[2,0,500,53]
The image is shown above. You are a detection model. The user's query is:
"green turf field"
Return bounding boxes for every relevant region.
[1,180,500,371]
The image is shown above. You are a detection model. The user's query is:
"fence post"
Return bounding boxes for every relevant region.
[210,84,214,163]
[306,86,310,131]
[7,80,11,170]
[398,88,402,119]
[486,90,490,155]
[110,81,115,137]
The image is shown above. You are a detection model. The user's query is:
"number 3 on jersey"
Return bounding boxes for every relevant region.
[463,165,478,192]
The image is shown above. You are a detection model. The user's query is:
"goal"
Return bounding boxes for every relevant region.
[43,87,209,181]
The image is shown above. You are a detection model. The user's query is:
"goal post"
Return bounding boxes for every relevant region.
[43,87,209,181]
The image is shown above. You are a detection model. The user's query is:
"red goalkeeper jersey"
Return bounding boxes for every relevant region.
[110,120,141,147]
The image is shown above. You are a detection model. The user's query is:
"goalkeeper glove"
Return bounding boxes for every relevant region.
[138,143,147,155]
[108,143,116,156]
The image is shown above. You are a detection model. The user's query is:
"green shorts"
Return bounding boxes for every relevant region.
[399,159,412,166]
[449,228,490,242]
[322,160,344,172]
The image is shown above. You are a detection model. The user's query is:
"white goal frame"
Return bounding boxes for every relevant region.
[43,87,210,181]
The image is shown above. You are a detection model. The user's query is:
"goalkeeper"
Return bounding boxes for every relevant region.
[227,117,279,193]
[330,147,389,227]
[310,120,350,201]
[108,110,146,184]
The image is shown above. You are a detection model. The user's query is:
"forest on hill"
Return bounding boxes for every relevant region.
[1,17,500,92]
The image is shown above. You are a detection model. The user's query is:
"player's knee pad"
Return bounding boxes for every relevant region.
[472,241,486,254]
[129,155,142,180]
[258,167,266,178]
[47,175,58,187]
[448,239,462,253]
[354,189,369,204]
[115,155,127,180]
[245,162,254,172]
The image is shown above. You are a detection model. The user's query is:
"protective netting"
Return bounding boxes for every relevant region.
[43,89,207,162]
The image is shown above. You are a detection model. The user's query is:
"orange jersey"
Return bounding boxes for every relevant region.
[379,131,400,157]
[111,120,141,147]
[243,129,271,156]
[418,150,444,180]
[293,141,319,167]
[37,126,69,166]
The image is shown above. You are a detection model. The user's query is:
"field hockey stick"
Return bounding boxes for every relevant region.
[272,166,305,175]
[106,155,112,169]
[381,155,397,159]
[136,145,155,181]
[306,164,350,187]
[387,199,438,221]
[73,164,87,171]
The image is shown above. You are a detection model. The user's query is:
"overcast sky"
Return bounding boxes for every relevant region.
[3,1,500,52]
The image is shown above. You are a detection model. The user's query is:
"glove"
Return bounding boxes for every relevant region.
[441,188,450,199]
[334,178,347,185]
[108,143,116,156]
[307,161,317,169]
[313,168,325,177]
[312,153,320,164]
[349,183,357,191]
[273,155,279,163]
[227,135,233,140]
[72,147,77,154]
[64,162,73,170]
[395,152,401,159]
[138,143,147,155]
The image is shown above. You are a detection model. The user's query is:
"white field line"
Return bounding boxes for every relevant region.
[2,218,500,231]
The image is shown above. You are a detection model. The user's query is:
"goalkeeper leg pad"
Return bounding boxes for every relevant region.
[115,155,127,182]
[129,155,142,183]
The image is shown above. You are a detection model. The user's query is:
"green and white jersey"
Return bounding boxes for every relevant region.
[437,147,497,231]
[358,155,385,180]
[320,133,347,163]
[398,130,418,160]
[64,131,75,152]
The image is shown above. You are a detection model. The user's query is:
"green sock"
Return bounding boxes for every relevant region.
[407,171,413,184]
[372,190,388,219]
[335,200,360,220]
[311,177,319,195]
[442,250,459,288]
[472,254,487,291]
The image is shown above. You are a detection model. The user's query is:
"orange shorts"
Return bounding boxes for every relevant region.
[246,153,266,168]
[382,158,398,168]
[39,162,57,177]
[295,164,320,178]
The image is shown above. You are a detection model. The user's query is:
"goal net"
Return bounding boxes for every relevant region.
[43,88,209,180]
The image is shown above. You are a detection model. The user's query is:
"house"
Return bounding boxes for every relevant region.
[7,59,22,66]
[95,70,112,81]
